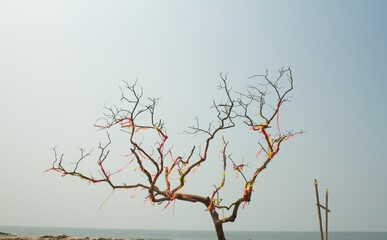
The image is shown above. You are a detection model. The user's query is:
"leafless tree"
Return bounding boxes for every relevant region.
[47,67,301,240]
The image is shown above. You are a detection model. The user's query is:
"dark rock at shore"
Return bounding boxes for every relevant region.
[39,235,69,240]
[0,233,15,237]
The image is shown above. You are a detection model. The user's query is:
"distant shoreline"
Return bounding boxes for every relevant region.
[0,233,142,240]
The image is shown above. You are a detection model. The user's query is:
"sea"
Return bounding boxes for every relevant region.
[0,226,386,240]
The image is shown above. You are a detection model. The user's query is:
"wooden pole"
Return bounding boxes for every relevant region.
[314,179,324,240]
[325,189,329,240]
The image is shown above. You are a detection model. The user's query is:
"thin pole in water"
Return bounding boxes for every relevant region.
[314,179,324,240]
[325,189,329,240]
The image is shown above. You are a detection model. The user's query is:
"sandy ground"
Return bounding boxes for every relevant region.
[0,233,144,240]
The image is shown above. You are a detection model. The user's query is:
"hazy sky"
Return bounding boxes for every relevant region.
[1,0,387,233]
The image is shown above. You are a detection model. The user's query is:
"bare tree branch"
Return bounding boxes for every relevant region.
[48,69,301,240]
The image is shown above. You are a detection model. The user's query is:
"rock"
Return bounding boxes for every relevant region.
[0,232,14,237]
[57,235,69,239]
[40,236,54,239]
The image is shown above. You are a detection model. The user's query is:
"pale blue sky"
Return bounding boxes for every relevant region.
[1,0,387,232]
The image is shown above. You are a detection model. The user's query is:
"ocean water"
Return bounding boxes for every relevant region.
[0,226,386,240]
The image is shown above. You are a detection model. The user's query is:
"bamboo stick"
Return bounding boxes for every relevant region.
[325,189,329,240]
[314,179,324,240]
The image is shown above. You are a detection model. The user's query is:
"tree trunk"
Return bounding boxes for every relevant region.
[214,222,226,240]
[210,209,226,240]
